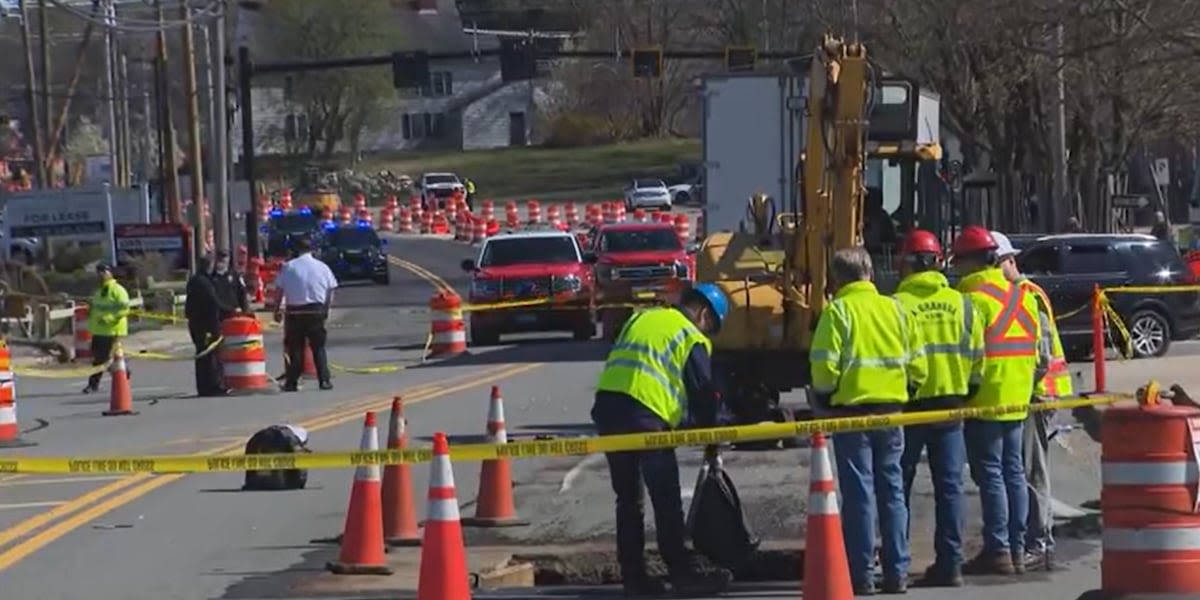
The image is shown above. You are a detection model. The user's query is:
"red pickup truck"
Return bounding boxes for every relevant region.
[584,222,696,341]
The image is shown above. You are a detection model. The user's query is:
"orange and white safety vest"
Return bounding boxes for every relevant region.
[1018,278,1073,398]
[958,268,1041,421]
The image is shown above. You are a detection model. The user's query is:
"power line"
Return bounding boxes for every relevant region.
[43,0,224,33]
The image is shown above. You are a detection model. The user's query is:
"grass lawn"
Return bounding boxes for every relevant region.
[261,138,701,201]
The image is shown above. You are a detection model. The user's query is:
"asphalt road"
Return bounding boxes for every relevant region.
[0,230,1177,600]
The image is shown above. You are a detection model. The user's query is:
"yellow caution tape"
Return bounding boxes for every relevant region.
[0,393,1126,474]
[13,360,113,379]
[329,333,433,375]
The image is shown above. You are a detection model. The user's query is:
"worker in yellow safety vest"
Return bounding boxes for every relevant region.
[893,229,984,588]
[83,263,132,394]
[591,282,734,597]
[990,230,1067,572]
[950,226,1047,577]
[811,247,927,595]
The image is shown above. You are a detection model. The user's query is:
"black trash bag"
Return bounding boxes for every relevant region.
[685,446,760,570]
[242,425,310,491]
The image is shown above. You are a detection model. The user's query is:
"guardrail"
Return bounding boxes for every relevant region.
[0,290,188,344]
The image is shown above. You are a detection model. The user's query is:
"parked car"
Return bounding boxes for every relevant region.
[460,230,596,346]
[623,178,672,212]
[418,172,465,210]
[317,221,390,285]
[584,222,696,340]
[1017,233,1200,359]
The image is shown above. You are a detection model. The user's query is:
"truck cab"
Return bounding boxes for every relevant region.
[583,222,695,340]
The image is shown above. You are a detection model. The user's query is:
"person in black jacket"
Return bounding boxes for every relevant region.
[185,255,233,396]
[209,249,250,319]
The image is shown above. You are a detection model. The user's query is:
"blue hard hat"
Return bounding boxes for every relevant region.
[690,282,730,331]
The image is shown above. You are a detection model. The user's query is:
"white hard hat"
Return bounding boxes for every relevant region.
[283,424,309,445]
[990,231,1017,258]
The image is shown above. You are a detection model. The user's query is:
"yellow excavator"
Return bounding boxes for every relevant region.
[694,34,943,437]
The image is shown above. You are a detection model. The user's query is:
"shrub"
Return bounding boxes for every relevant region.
[542,113,615,148]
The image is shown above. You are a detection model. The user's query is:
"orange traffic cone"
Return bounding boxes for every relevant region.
[326,412,393,575]
[383,397,421,547]
[0,346,33,448]
[417,431,471,600]
[302,342,317,379]
[102,345,137,416]
[462,385,528,527]
[803,432,854,600]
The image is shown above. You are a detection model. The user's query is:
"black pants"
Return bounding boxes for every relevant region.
[594,415,689,576]
[283,306,330,386]
[189,321,224,396]
[86,335,126,389]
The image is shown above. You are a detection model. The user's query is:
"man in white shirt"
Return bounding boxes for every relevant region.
[272,236,338,391]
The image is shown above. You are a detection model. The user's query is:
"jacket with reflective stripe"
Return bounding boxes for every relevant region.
[595,307,711,427]
[894,271,984,399]
[1017,277,1073,397]
[957,268,1041,421]
[87,279,131,337]
[811,280,927,407]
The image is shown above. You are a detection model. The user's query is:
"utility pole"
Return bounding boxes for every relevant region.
[181,0,207,266]
[1050,5,1069,232]
[141,63,153,185]
[18,0,45,188]
[211,2,231,252]
[118,54,132,187]
[37,0,52,184]
[101,0,118,186]
[156,0,182,224]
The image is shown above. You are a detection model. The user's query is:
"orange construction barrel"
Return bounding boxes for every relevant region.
[219,316,272,393]
[427,292,467,358]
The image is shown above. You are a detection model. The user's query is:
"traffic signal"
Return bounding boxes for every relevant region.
[725,46,756,71]
[632,47,663,78]
[392,51,430,89]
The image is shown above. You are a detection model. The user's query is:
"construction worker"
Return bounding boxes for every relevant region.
[82,263,131,394]
[464,177,476,210]
[591,283,734,597]
[950,226,1047,575]
[811,247,927,595]
[893,230,984,587]
[991,230,1067,571]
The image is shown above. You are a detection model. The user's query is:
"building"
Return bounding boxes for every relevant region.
[234,0,569,157]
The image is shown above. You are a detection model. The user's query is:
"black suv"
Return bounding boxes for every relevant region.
[1017,233,1200,359]
[318,222,390,285]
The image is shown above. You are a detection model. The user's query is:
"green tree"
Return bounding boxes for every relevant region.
[262,0,396,158]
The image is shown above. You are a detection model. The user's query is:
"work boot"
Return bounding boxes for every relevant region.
[852,579,877,596]
[911,563,964,588]
[319,380,333,391]
[881,577,908,594]
[962,550,1016,575]
[622,572,667,598]
[1023,549,1055,572]
[668,560,732,598]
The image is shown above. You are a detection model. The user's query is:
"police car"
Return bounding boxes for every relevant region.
[262,206,322,259]
[317,220,390,285]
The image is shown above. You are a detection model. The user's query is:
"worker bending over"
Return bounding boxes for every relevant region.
[592,283,734,597]
[811,247,927,595]
[992,230,1069,571]
[951,226,1048,575]
[893,230,984,587]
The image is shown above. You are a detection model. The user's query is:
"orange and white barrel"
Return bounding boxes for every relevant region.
[601,202,614,223]
[338,206,352,225]
[321,209,333,222]
[1100,402,1200,597]
[547,205,562,230]
[472,216,486,244]
[564,202,578,226]
[446,200,459,226]
[380,208,394,232]
[614,202,626,222]
[455,212,470,242]
[587,204,602,226]
[354,192,367,212]
[428,292,467,358]
[397,207,413,233]
[219,316,271,392]
[673,214,690,244]
[420,209,433,234]
[279,188,293,210]
[433,211,450,235]
[526,200,541,225]
[486,218,500,237]
[386,194,399,212]
[0,343,25,447]
[505,202,520,228]
[358,209,373,225]
[634,208,647,222]
[481,200,495,221]
[73,306,92,361]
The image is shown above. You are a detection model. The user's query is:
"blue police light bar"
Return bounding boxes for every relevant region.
[322,221,337,230]
[269,208,284,217]
[298,206,312,215]
[357,220,370,228]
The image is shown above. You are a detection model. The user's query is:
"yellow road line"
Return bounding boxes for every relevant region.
[389,256,453,293]
[0,361,544,571]
[0,476,127,487]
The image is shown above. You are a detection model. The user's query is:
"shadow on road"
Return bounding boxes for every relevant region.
[417,338,608,368]
[414,432,568,445]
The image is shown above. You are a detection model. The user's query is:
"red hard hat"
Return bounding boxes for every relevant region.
[951,225,999,256]
[899,229,942,258]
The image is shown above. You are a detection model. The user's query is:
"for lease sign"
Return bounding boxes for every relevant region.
[6,192,109,239]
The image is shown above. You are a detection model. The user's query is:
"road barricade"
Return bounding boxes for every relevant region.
[427,292,467,358]
[73,305,91,361]
[219,316,272,393]
[0,343,32,448]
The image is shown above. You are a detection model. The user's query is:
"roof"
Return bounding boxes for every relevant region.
[1033,233,1159,243]
[422,172,460,178]
[486,229,575,241]
[597,222,676,232]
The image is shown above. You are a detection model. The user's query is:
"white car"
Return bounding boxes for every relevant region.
[623,178,672,211]
[418,172,465,210]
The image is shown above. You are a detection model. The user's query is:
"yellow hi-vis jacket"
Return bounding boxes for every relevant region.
[595,307,711,427]
[894,270,984,399]
[1017,277,1073,398]
[87,278,131,337]
[811,281,927,406]
[957,267,1043,421]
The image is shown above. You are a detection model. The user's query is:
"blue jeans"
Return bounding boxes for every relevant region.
[965,419,1028,555]
[901,422,966,568]
[833,427,910,585]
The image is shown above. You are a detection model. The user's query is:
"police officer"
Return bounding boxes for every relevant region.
[991,231,1066,571]
[591,283,733,597]
[210,249,251,317]
[82,263,132,394]
[951,226,1047,575]
[185,254,231,396]
[273,236,338,391]
[893,230,985,587]
[811,247,927,595]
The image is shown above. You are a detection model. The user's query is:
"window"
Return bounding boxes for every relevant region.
[480,237,579,267]
[1017,245,1062,275]
[420,71,454,97]
[1062,244,1120,274]
[411,112,426,138]
[601,229,682,252]
[402,113,446,139]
